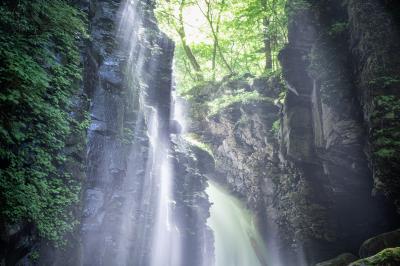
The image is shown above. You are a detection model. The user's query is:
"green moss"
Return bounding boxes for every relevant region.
[119,127,135,145]
[0,0,87,244]
[371,95,400,159]
[349,247,400,266]
[271,119,281,136]
[275,90,286,105]
[370,95,400,207]
[328,22,348,36]
[28,250,40,263]
[183,133,214,158]
[368,76,400,88]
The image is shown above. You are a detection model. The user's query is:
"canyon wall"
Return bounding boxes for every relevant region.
[190,0,400,264]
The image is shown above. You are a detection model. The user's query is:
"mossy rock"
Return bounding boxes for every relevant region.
[315,253,358,266]
[359,229,400,258]
[349,247,400,266]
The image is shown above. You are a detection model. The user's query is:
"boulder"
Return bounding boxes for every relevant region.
[170,120,183,134]
[315,253,358,266]
[359,229,400,258]
[350,247,400,266]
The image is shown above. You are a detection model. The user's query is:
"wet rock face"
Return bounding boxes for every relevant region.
[0,223,37,266]
[276,0,400,263]
[189,77,289,261]
[171,137,214,266]
[80,0,175,265]
[278,1,368,260]
[347,0,400,212]
[206,100,279,210]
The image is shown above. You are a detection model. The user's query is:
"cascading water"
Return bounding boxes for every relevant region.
[206,181,269,266]
[81,0,176,265]
[149,109,182,266]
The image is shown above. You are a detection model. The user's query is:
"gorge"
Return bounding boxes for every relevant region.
[0,0,400,266]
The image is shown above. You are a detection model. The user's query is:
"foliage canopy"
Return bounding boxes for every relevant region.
[155,0,287,94]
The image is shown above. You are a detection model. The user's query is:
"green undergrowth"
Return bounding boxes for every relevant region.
[271,119,281,136]
[371,95,400,159]
[208,89,273,117]
[181,73,283,124]
[370,95,400,206]
[0,0,87,244]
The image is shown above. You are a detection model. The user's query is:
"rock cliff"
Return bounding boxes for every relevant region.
[187,0,400,264]
[79,0,175,265]
[171,136,214,266]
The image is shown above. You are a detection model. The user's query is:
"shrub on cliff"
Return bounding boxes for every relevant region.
[0,0,87,243]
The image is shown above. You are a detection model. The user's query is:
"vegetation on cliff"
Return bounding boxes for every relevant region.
[0,0,87,243]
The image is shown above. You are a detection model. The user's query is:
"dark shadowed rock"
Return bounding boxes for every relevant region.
[171,136,214,266]
[315,253,358,266]
[359,229,400,258]
[170,120,183,134]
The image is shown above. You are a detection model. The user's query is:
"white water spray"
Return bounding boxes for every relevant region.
[206,181,269,266]
[150,109,182,266]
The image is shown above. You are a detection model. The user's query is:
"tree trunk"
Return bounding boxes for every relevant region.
[178,0,203,81]
[261,0,273,71]
[203,0,233,75]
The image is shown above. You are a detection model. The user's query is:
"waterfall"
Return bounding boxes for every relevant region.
[81,0,176,264]
[81,0,272,265]
[149,108,182,266]
[206,181,269,266]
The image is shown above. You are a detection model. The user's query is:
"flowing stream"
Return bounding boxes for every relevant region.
[206,182,269,266]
